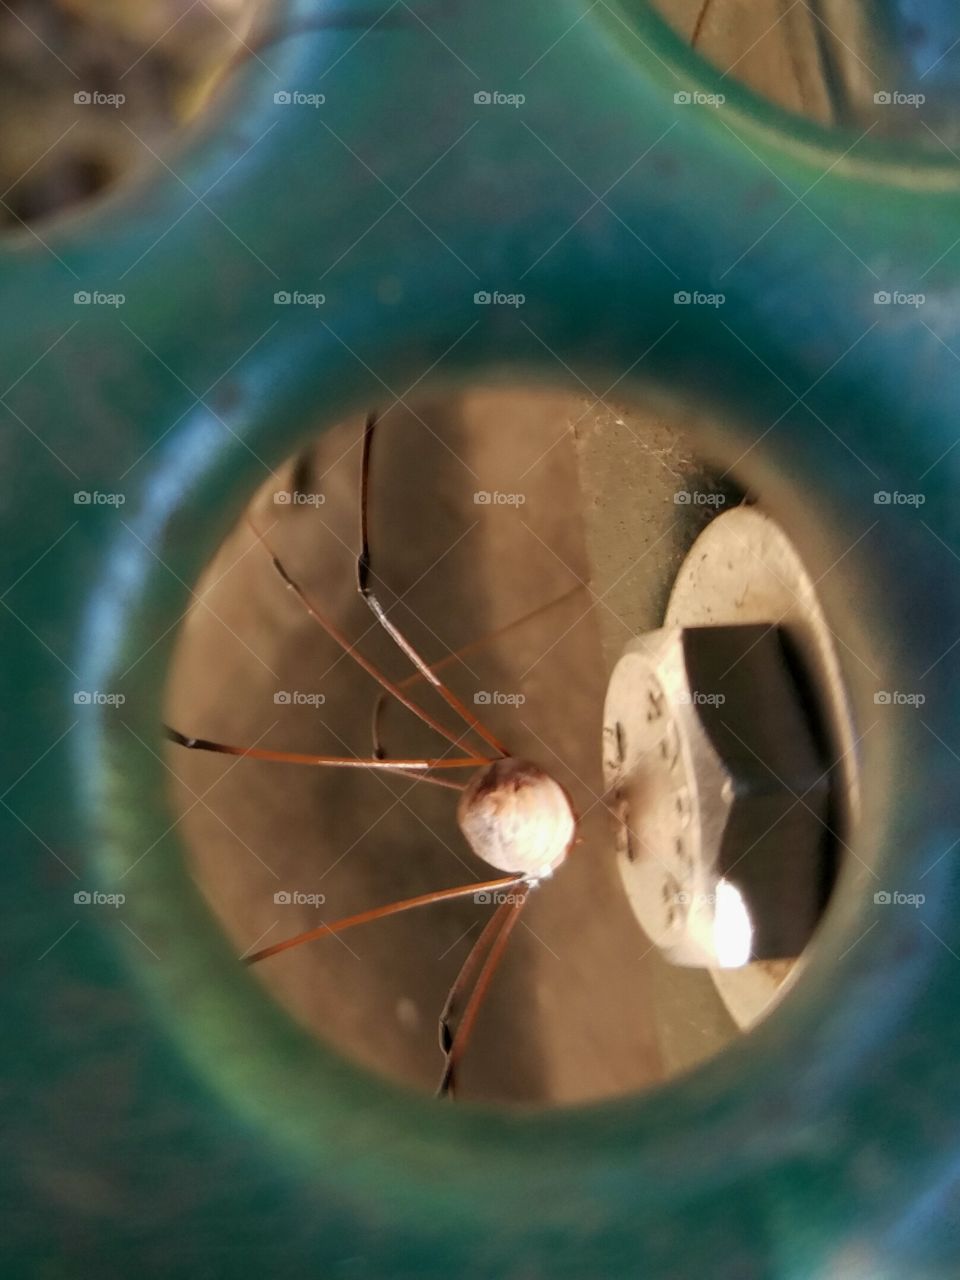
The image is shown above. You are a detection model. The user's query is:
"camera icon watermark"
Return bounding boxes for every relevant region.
[74,490,125,506]
[474,690,526,707]
[73,690,126,706]
[473,90,525,107]
[674,489,726,506]
[873,90,925,107]
[473,289,525,307]
[74,889,125,907]
[674,689,726,707]
[274,90,325,107]
[873,690,925,707]
[873,290,924,307]
[273,690,325,707]
[74,90,125,108]
[669,889,717,907]
[274,290,324,307]
[673,290,724,307]
[273,489,325,506]
[874,889,925,906]
[673,89,725,107]
[873,490,925,506]
[74,290,125,307]
[473,490,525,506]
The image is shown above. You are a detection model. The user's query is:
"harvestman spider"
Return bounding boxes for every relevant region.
[166,412,580,1098]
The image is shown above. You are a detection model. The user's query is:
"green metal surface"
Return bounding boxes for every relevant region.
[5,0,960,1274]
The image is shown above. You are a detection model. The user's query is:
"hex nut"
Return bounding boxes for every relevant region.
[603,624,833,967]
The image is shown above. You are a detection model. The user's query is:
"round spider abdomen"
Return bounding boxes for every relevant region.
[457,758,576,879]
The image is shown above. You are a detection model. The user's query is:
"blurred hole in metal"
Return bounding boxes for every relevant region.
[164,387,756,1105]
[6,0,960,234]
[0,0,258,228]
[645,0,960,143]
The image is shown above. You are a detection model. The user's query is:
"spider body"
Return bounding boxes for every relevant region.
[457,758,576,879]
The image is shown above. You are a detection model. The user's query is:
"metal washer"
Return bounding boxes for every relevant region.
[662,503,859,1029]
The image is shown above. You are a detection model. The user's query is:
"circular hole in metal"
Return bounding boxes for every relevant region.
[163,386,848,1104]
[0,0,259,229]
[639,0,957,144]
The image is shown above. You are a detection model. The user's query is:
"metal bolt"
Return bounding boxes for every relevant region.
[603,623,833,968]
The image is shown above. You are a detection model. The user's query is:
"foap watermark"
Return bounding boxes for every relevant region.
[74,90,125,108]
[874,690,926,707]
[474,888,527,904]
[874,91,925,108]
[274,90,326,107]
[874,290,925,308]
[670,890,717,907]
[474,490,525,506]
[74,890,125,907]
[274,489,325,506]
[674,90,725,107]
[874,490,925,506]
[74,290,125,307]
[474,691,526,707]
[274,691,326,707]
[474,90,525,107]
[674,290,725,307]
[74,690,125,706]
[874,889,925,907]
[674,489,726,506]
[274,290,325,307]
[274,890,326,906]
[674,689,726,708]
[74,490,125,506]
[474,290,525,307]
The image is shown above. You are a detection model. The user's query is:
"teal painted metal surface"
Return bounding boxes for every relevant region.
[4,0,960,1274]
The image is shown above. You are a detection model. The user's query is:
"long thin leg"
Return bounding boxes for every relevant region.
[164,726,482,779]
[373,769,464,793]
[244,873,526,965]
[437,882,531,1099]
[371,583,585,758]
[690,0,716,47]
[290,446,315,500]
[438,896,515,1055]
[245,514,481,757]
[358,411,510,760]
